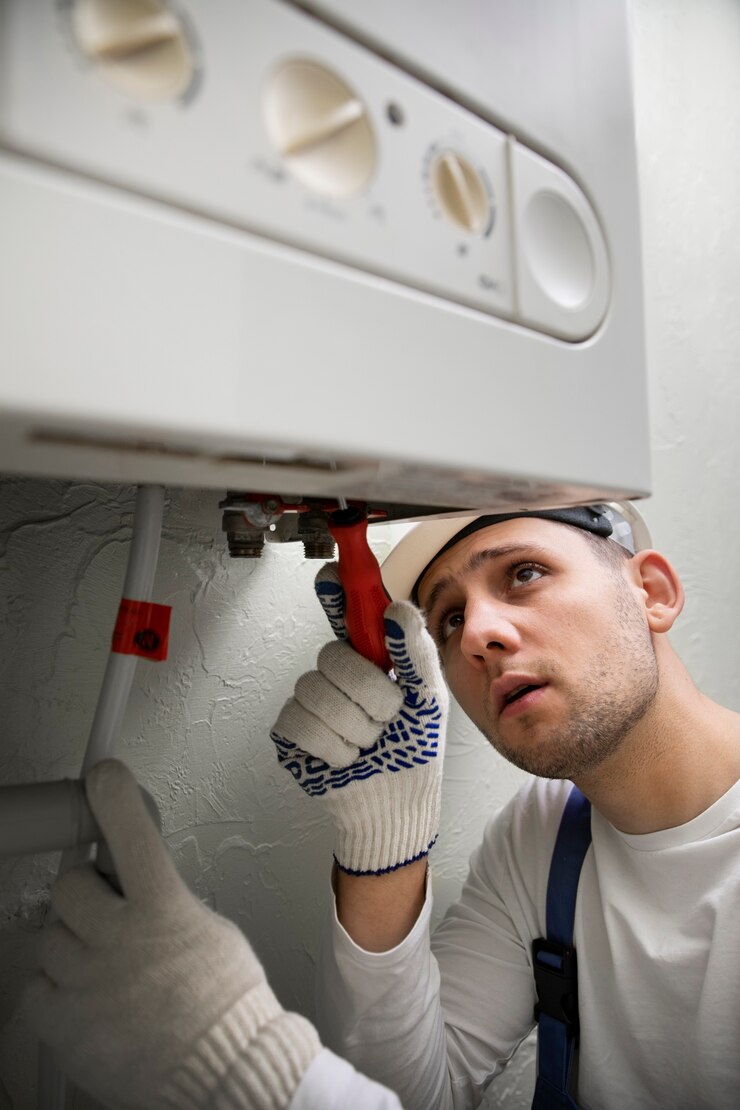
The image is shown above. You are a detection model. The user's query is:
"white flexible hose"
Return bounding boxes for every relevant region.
[37,484,166,1110]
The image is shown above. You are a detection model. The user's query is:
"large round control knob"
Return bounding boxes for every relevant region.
[72,0,194,101]
[262,60,376,199]
[430,151,490,234]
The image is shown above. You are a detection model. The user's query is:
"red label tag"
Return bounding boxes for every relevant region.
[112,599,172,661]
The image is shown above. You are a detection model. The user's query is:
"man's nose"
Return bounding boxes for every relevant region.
[460,596,521,666]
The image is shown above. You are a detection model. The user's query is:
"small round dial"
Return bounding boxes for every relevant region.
[72,0,194,102]
[263,59,376,199]
[430,151,490,234]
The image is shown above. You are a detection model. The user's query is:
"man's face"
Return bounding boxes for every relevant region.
[416,518,659,779]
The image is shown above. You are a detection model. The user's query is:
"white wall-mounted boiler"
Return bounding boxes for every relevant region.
[0,0,650,517]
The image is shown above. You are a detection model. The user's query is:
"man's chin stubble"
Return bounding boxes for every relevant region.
[482,680,658,780]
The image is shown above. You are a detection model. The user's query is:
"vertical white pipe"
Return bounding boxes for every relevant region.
[38,484,166,1110]
[80,484,165,775]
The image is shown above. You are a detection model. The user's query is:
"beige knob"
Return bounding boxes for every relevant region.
[430,151,490,234]
[72,0,194,101]
[263,59,376,199]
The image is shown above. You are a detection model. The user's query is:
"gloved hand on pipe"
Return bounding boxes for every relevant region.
[23,759,321,1110]
[270,564,449,875]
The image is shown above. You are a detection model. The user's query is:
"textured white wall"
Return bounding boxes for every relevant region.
[1,2,739,1107]
[630,0,740,713]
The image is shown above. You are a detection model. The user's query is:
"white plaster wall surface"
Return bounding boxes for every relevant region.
[1,3,739,1109]
[0,485,530,1110]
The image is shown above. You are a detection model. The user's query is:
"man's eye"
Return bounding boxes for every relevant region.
[511,564,544,587]
[436,610,464,644]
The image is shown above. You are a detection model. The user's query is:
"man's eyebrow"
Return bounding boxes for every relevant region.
[422,543,552,615]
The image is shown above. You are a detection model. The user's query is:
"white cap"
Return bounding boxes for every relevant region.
[381,501,651,603]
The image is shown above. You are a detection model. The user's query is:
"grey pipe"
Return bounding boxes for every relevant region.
[0,779,99,858]
[0,778,160,864]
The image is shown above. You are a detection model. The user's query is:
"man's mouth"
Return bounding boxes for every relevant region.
[500,684,548,718]
[493,675,548,717]
[504,683,541,705]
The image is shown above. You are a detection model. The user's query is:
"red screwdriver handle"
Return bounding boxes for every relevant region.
[328,508,393,673]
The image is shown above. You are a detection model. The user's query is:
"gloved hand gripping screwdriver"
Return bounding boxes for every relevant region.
[328,506,393,673]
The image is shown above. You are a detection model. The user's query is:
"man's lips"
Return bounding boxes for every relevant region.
[491,674,548,717]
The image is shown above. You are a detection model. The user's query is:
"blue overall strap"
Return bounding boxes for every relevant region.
[530,784,592,1110]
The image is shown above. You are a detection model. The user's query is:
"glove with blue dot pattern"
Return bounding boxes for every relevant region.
[270,564,449,875]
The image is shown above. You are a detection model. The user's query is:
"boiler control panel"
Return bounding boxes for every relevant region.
[1,0,609,342]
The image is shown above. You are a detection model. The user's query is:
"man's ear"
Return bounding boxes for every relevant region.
[627,550,684,633]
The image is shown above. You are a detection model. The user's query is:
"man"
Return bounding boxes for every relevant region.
[25,504,740,1108]
[272,502,740,1108]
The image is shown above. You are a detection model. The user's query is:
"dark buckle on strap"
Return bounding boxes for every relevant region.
[532,938,580,1044]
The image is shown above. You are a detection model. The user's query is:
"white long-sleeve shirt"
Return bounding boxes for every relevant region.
[291,1051,403,1109]
[295,776,740,1110]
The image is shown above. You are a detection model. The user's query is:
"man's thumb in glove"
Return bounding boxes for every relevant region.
[84,759,184,907]
[314,562,349,641]
[384,602,448,705]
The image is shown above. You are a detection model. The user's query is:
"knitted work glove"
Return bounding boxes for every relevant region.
[23,760,321,1110]
[270,564,449,875]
